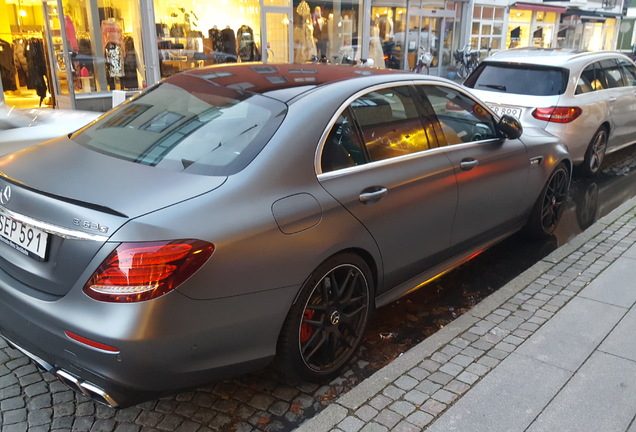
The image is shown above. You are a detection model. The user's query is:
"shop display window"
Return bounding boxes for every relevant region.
[0,0,53,108]
[367,5,406,69]
[50,0,146,94]
[153,0,260,77]
[292,0,362,65]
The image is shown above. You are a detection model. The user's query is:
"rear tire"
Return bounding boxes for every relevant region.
[525,162,569,238]
[581,127,608,177]
[277,253,373,382]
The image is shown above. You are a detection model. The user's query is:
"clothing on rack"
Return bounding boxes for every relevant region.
[25,38,48,104]
[237,25,259,61]
[101,19,124,54]
[13,38,28,88]
[208,27,224,52]
[0,38,17,91]
[65,15,79,52]
[121,36,138,89]
[105,42,124,78]
[220,26,237,57]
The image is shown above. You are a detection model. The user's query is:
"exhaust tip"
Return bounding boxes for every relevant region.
[55,369,119,408]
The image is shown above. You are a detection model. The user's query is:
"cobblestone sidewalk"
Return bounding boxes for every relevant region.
[296,196,636,432]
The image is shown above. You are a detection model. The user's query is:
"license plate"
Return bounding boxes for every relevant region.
[488,105,521,119]
[0,213,49,261]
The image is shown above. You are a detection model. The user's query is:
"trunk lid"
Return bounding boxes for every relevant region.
[0,137,226,297]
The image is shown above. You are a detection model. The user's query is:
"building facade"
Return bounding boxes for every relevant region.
[0,0,627,111]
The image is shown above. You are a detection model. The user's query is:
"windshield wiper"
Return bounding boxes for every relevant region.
[478,84,507,91]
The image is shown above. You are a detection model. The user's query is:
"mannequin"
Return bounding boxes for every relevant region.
[313,6,328,58]
[294,0,317,62]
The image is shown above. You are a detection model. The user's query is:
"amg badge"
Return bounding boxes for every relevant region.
[73,218,109,234]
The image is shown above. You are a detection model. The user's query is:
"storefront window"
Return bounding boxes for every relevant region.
[153,0,261,77]
[56,0,145,94]
[0,0,52,108]
[507,8,532,48]
[367,6,406,68]
[293,0,362,64]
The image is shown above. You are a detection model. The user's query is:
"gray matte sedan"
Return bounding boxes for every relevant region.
[0,63,570,407]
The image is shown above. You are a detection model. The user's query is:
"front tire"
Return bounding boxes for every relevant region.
[526,162,569,237]
[277,253,373,382]
[581,127,608,177]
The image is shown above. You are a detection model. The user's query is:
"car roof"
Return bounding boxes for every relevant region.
[485,48,630,68]
[168,63,402,101]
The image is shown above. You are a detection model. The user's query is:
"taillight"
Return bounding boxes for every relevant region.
[532,106,582,123]
[83,240,214,303]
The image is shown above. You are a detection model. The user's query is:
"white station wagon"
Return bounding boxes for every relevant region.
[464,49,636,176]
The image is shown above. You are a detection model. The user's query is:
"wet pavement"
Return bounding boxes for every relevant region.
[3,146,636,432]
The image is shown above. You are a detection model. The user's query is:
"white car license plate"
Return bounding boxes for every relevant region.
[488,105,521,119]
[0,213,49,261]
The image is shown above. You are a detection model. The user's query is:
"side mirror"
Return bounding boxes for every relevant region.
[497,114,522,139]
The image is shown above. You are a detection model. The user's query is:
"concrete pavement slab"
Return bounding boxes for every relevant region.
[624,243,636,260]
[515,296,626,372]
[578,256,636,308]
[600,307,636,361]
[527,351,636,432]
[425,352,571,432]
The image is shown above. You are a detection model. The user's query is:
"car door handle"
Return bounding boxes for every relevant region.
[460,159,479,171]
[609,96,616,103]
[359,187,388,204]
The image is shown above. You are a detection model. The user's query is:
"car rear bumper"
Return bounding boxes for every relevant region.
[0,273,298,407]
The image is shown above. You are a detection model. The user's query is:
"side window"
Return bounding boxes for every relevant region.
[417,85,497,146]
[321,107,367,173]
[576,64,596,94]
[349,86,433,162]
[577,62,606,94]
[618,58,636,87]
[600,59,625,88]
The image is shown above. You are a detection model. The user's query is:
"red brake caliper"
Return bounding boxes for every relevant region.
[300,309,314,342]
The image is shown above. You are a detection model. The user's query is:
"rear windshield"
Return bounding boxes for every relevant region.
[464,62,569,96]
[71,74,287,176]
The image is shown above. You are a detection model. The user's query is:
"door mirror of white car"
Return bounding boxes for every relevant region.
[497,114,523,140]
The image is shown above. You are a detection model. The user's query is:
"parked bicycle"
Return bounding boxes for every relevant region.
[412,48,433,74]
[454,44,479,79]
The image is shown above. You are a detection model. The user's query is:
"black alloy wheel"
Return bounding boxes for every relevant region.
[541,165,569,233]
[530,162,569,237]
[583,127,608,177]
[278,253,372,382]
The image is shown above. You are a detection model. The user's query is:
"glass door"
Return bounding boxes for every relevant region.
[42,0,75,109]
[262,8,291,63]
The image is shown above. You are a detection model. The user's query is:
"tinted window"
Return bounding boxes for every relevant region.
[71,76,287,176]
[600,59,625,88]
[464,63,568,96]
[618,58,636,87]
[321,108,367,173]
[349,86,432,162]
[576,63,601,94]
[418,85,497,146]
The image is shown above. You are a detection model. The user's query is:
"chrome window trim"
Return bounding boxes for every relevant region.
[0,206,109,241]
[317,146,448,180]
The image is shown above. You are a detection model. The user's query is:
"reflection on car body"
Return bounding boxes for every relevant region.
[0,63,570,408]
